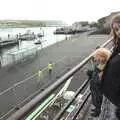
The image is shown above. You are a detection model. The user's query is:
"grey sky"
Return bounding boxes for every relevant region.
[0,0,120,24]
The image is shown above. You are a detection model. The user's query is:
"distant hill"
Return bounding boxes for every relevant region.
[0,20,67,28]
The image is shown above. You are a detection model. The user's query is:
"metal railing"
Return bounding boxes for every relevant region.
[7,38,113,120]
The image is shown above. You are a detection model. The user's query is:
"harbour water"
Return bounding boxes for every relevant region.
[0,27,68,66]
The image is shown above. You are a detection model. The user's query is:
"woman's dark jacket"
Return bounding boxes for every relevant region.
[102,48,120,106]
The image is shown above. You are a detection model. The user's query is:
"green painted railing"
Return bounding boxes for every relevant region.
[25,94,55,120]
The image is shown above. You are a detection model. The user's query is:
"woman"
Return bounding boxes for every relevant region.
[102,14,120,119]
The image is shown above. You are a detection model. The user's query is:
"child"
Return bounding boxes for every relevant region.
[87,47,111,117]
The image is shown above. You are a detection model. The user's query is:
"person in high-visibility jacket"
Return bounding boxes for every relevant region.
[38,70,44,80]
[48,62,54,75]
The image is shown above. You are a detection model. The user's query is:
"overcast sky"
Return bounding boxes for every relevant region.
[0,0,120,24]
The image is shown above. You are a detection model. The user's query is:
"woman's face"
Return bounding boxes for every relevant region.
[113,22,120,38]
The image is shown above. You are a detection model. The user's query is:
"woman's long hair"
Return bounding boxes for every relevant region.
[111,14,120,50]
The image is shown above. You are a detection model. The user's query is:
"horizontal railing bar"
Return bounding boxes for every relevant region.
[101,37,113,48]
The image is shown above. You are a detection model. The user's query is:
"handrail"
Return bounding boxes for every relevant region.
[25,94,55,120]
[7,38,113,120]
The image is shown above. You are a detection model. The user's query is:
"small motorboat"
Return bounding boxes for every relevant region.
[34,38,41,44]
[37,33,44,37]
[19,30,36,40]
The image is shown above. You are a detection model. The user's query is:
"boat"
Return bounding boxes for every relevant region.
[37,28,44,37]
[19,30,36,40]
[34,38,42,44]
[37,33,44,37]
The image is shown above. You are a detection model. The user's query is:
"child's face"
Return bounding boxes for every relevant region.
[95,55,107,65]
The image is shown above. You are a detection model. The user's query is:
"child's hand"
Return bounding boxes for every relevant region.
[86,70,93,79]
[99,72,103,80]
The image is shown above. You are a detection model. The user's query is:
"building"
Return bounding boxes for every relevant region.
[98,11,120,28]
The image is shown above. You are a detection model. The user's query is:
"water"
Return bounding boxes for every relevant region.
[0,27,68,66]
